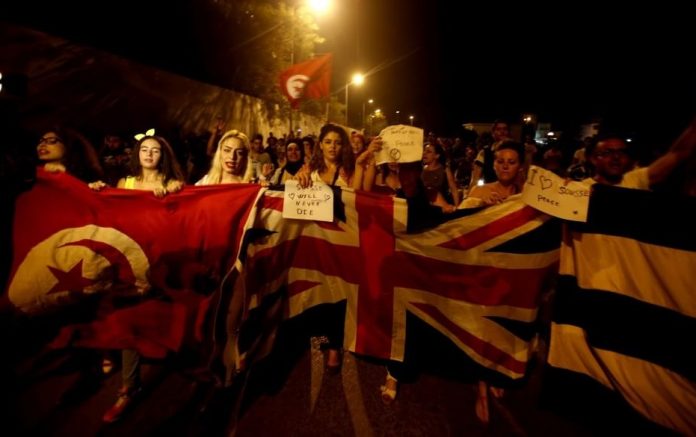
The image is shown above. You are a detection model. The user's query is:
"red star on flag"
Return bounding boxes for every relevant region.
[47,260,95,295]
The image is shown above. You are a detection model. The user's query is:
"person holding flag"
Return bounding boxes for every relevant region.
[90,128,185,423]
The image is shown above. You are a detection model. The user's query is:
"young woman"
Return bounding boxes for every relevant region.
[464,140,524,423]
[196,129,254,185]
[98,130,185,424]
[35,126,105,403]
[37,125,103,183]
[466,141,524,207]
[297,124,381,191]
[350,132,366,157]
[113,131,185,195]
[372,162,404,196]
[295,124,382,372]
[307,124,361,189]
[421,142,460,210]
[269,140,305,185]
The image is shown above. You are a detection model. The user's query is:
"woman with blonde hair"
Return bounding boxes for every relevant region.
[196,129,255,185]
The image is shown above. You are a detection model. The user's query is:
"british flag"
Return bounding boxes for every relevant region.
[237,188,560,380]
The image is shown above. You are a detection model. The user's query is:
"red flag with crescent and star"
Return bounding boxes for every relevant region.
[5,168,262,358]
[279,54,332,109]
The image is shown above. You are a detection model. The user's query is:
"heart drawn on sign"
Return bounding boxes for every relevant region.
[288,193,295,200]
[540,176,553,190]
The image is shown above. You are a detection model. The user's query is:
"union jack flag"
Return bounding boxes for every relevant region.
[237,188,560,379]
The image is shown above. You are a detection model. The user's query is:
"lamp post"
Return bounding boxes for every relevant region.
[345,72,364,126]
[362,98,373,131]
[409,115,414,125]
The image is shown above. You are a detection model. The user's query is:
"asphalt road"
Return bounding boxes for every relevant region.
[3,324,596,437]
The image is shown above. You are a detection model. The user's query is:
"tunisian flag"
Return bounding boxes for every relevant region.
[5,168,262,358]
[279,53,332,108]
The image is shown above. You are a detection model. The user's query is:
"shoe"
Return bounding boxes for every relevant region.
[103,386,141,423]
[325,349,342,375]
[380,374,398,405]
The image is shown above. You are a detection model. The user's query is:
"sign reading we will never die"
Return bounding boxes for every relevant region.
[522,166,590,222]
[282,180,334,222]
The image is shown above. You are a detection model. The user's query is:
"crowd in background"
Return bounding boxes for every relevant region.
[2,111,695,424]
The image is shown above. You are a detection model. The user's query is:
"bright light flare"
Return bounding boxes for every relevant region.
[307,0,331,15]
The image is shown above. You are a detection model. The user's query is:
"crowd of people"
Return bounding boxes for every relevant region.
[3,114,695,424]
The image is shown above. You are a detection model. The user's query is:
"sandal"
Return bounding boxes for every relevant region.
[380,374,398,405]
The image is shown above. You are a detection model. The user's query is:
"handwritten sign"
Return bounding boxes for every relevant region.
[375,124,424,165]
[522,165,590,222]
[282,180,334,222]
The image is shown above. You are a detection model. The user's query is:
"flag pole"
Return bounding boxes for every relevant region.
[289,107,293,135]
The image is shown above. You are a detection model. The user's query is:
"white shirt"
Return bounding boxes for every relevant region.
[582,167,650,190]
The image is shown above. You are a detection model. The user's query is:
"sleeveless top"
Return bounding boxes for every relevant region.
[123,176,136,189]
[421,166,448,192]
[310,168,349,187]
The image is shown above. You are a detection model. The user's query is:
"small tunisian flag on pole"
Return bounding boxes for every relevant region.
[279,53,332,108]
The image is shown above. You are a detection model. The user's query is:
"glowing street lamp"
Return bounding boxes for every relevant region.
[362,98,374,129]
[409,115,414,125]
[345,72,364,125]
[308,0,332,15]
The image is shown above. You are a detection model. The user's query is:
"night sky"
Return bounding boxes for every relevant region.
[4,0,694,143]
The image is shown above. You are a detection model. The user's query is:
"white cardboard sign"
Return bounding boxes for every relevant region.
[282,180,334,222]
[375,124,424,165]
[522,165,590,222]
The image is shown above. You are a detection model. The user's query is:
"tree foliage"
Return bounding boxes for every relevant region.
[194,0,325,117]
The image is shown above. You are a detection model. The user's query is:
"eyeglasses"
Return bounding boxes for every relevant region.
[596,148,629,158]
[38,136,63,145]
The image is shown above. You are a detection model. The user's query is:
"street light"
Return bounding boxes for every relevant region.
[308,0,332,15]
[290,0,331,64]
[345,72,364,126]
[362,98,374,130]
[409,115,414,125]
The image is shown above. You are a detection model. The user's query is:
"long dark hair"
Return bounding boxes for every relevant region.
[310,124,355,175]
[130,134,184,184]
[41,125,103,182]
